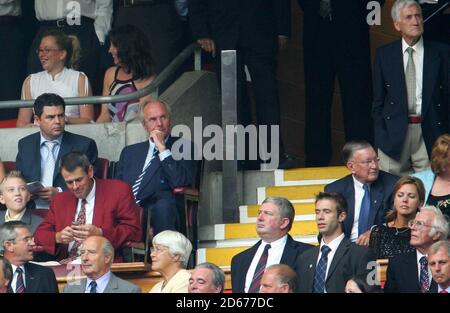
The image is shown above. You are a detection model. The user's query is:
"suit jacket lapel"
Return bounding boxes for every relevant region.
[92,179,104,226]
[421,42,439,118]
[56,132,72,181]
[104,274,118,293]
[368,180,383,226]
[343,176,355,235]
[326,238,350,281]
[239,241,261,289]
[393,41,409,111]
[24,263,37,293]
[280,235,296,266]
[31,133,42,180]
[304,247,320,290]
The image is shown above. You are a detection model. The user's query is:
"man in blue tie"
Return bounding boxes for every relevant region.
[325,140,399,245]
[296,192,376,293]
[116,100,197,236]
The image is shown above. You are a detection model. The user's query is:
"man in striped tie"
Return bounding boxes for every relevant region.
[116,100,197,236]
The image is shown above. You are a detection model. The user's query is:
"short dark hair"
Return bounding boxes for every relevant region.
[34,93,65,117]
[60,151,91,174]
[0,256,13,283]
[315,192,348,216]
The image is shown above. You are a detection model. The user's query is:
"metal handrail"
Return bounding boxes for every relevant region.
[0,42,202,109]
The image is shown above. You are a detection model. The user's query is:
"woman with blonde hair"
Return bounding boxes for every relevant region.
[369,176,425,258]
[17,29,94,127]
[149,230,192,293]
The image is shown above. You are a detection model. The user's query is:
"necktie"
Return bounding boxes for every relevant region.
[15,267,25,293]
[405,47,416,115]
[319,0,331,19]
[41,141,57,187]
[89,281,97,293]
[67,199,87,258]
[132,148,159,203]
[248,244,271,293]
[313,245,331,293]
[440,290,448,294]
[358,184,371,235]
[419,256,430,293]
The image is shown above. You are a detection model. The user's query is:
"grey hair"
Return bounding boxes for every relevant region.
[0,256,13,283]
[195,262,225,293]
[152,230,192,268]
[0,221,28,254]
[391,0,421,21]
[101,237,115,262]
[265,264,298,293]
[341,140,374,163]
[261,197,295,231]
[139,99,171,124]
[428,240,450,257]
[420,206,449,240]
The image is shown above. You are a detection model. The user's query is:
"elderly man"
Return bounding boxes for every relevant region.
[372,0,450,176]
[384,206,449,293]
[116,100,196,236]
[34,152,141,263]
[63,236,140,293]
[230,196,313,293]
[325,140,399,245]
[0,256,13,293]
[0,221,58,293]
[188,262,225,293]
[428,240,450,294]
[16,93,98,208]
[260,264,297,293]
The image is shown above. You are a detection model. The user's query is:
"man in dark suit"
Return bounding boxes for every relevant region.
[189,0,292,169]
[297,0,385,166]
[325,141,399,245]
[16,93,98,208]
[0,221,58,293]
[372,0,450,176]
[34,152,141,262]
[230,197,313,293]
[296,192,376,293]
[384,206,449,293]
[428,240,450,293]
[116,100,196,236]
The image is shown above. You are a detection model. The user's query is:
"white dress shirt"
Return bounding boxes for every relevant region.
[10,264,26,292]
[34,0,113,43]
[0,0,21,16]
[85,271,111,293]
[317,233,345,293]
[142,139,171,171]
[402,37,424,116]
[244,235,288,293]
[350,176,370,241]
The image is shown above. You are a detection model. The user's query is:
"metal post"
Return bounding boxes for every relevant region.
[194,47,202,71]
[221,50,238,223]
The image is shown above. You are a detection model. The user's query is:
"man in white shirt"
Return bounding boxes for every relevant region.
[372,0,450,176]
[296,192,376,293]
[27,0,113,94]
[63,235,141,293]
[428,240,450,294]
[230,197,313,293]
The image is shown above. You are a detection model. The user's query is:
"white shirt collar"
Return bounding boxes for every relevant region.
[261,234,288,248]
[320,233,345,251]
[402,36,424,54]
[85,271,111,293]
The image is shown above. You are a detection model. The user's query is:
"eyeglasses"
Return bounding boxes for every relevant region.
[11,236,34,244]
[353,157,380,166]
[150,246,168,254]
[35,48,61,55]
[408,219,435,230]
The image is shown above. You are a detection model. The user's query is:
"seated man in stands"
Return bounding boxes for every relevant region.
[0,171,43,234]
[325,140,399,245]
[63,236,141,293]
[260,264,297,293]
[188,262,225,293]
[428,240,450,294]
[230,196,313,293]
[16,93,98,208]
[34,152,141,263]
[116,100,196,236]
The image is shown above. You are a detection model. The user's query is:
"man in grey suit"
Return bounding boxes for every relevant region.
[63,236,140,293]
[296,192,376,293]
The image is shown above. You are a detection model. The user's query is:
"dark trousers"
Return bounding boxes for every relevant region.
[27,18,101,94]
[303,19,373,166]
[143,197,179,238]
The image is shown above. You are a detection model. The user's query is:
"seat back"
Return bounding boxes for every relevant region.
[97,157,110,179]
[3,161,16,174]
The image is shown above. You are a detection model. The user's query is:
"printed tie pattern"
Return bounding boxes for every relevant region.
[419,256,430,293]
[248,244,271,293]
[60,199,87,264]
[319,0,331,19]
[405,47,416,114]
[41,141,57,187]
[132,148,159,203]
[313,245,331,293]
[15,267,25,293]
[89,281,97,293]
[358,184,371,235]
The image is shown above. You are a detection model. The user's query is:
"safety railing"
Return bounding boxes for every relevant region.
[0,42,202,109]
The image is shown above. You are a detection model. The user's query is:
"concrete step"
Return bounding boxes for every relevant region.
[274,166,349,186]
[199,220,318,241]
[239,203,316,223]
[257,184,325,204]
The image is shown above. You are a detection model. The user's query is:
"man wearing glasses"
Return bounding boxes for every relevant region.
[0,221,58,293]
[384,206,449,293]
[325,140,399,246]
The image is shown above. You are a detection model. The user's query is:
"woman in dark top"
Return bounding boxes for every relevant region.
[369,176,425,259]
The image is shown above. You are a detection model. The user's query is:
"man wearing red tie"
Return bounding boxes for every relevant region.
[428,240,450,293]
